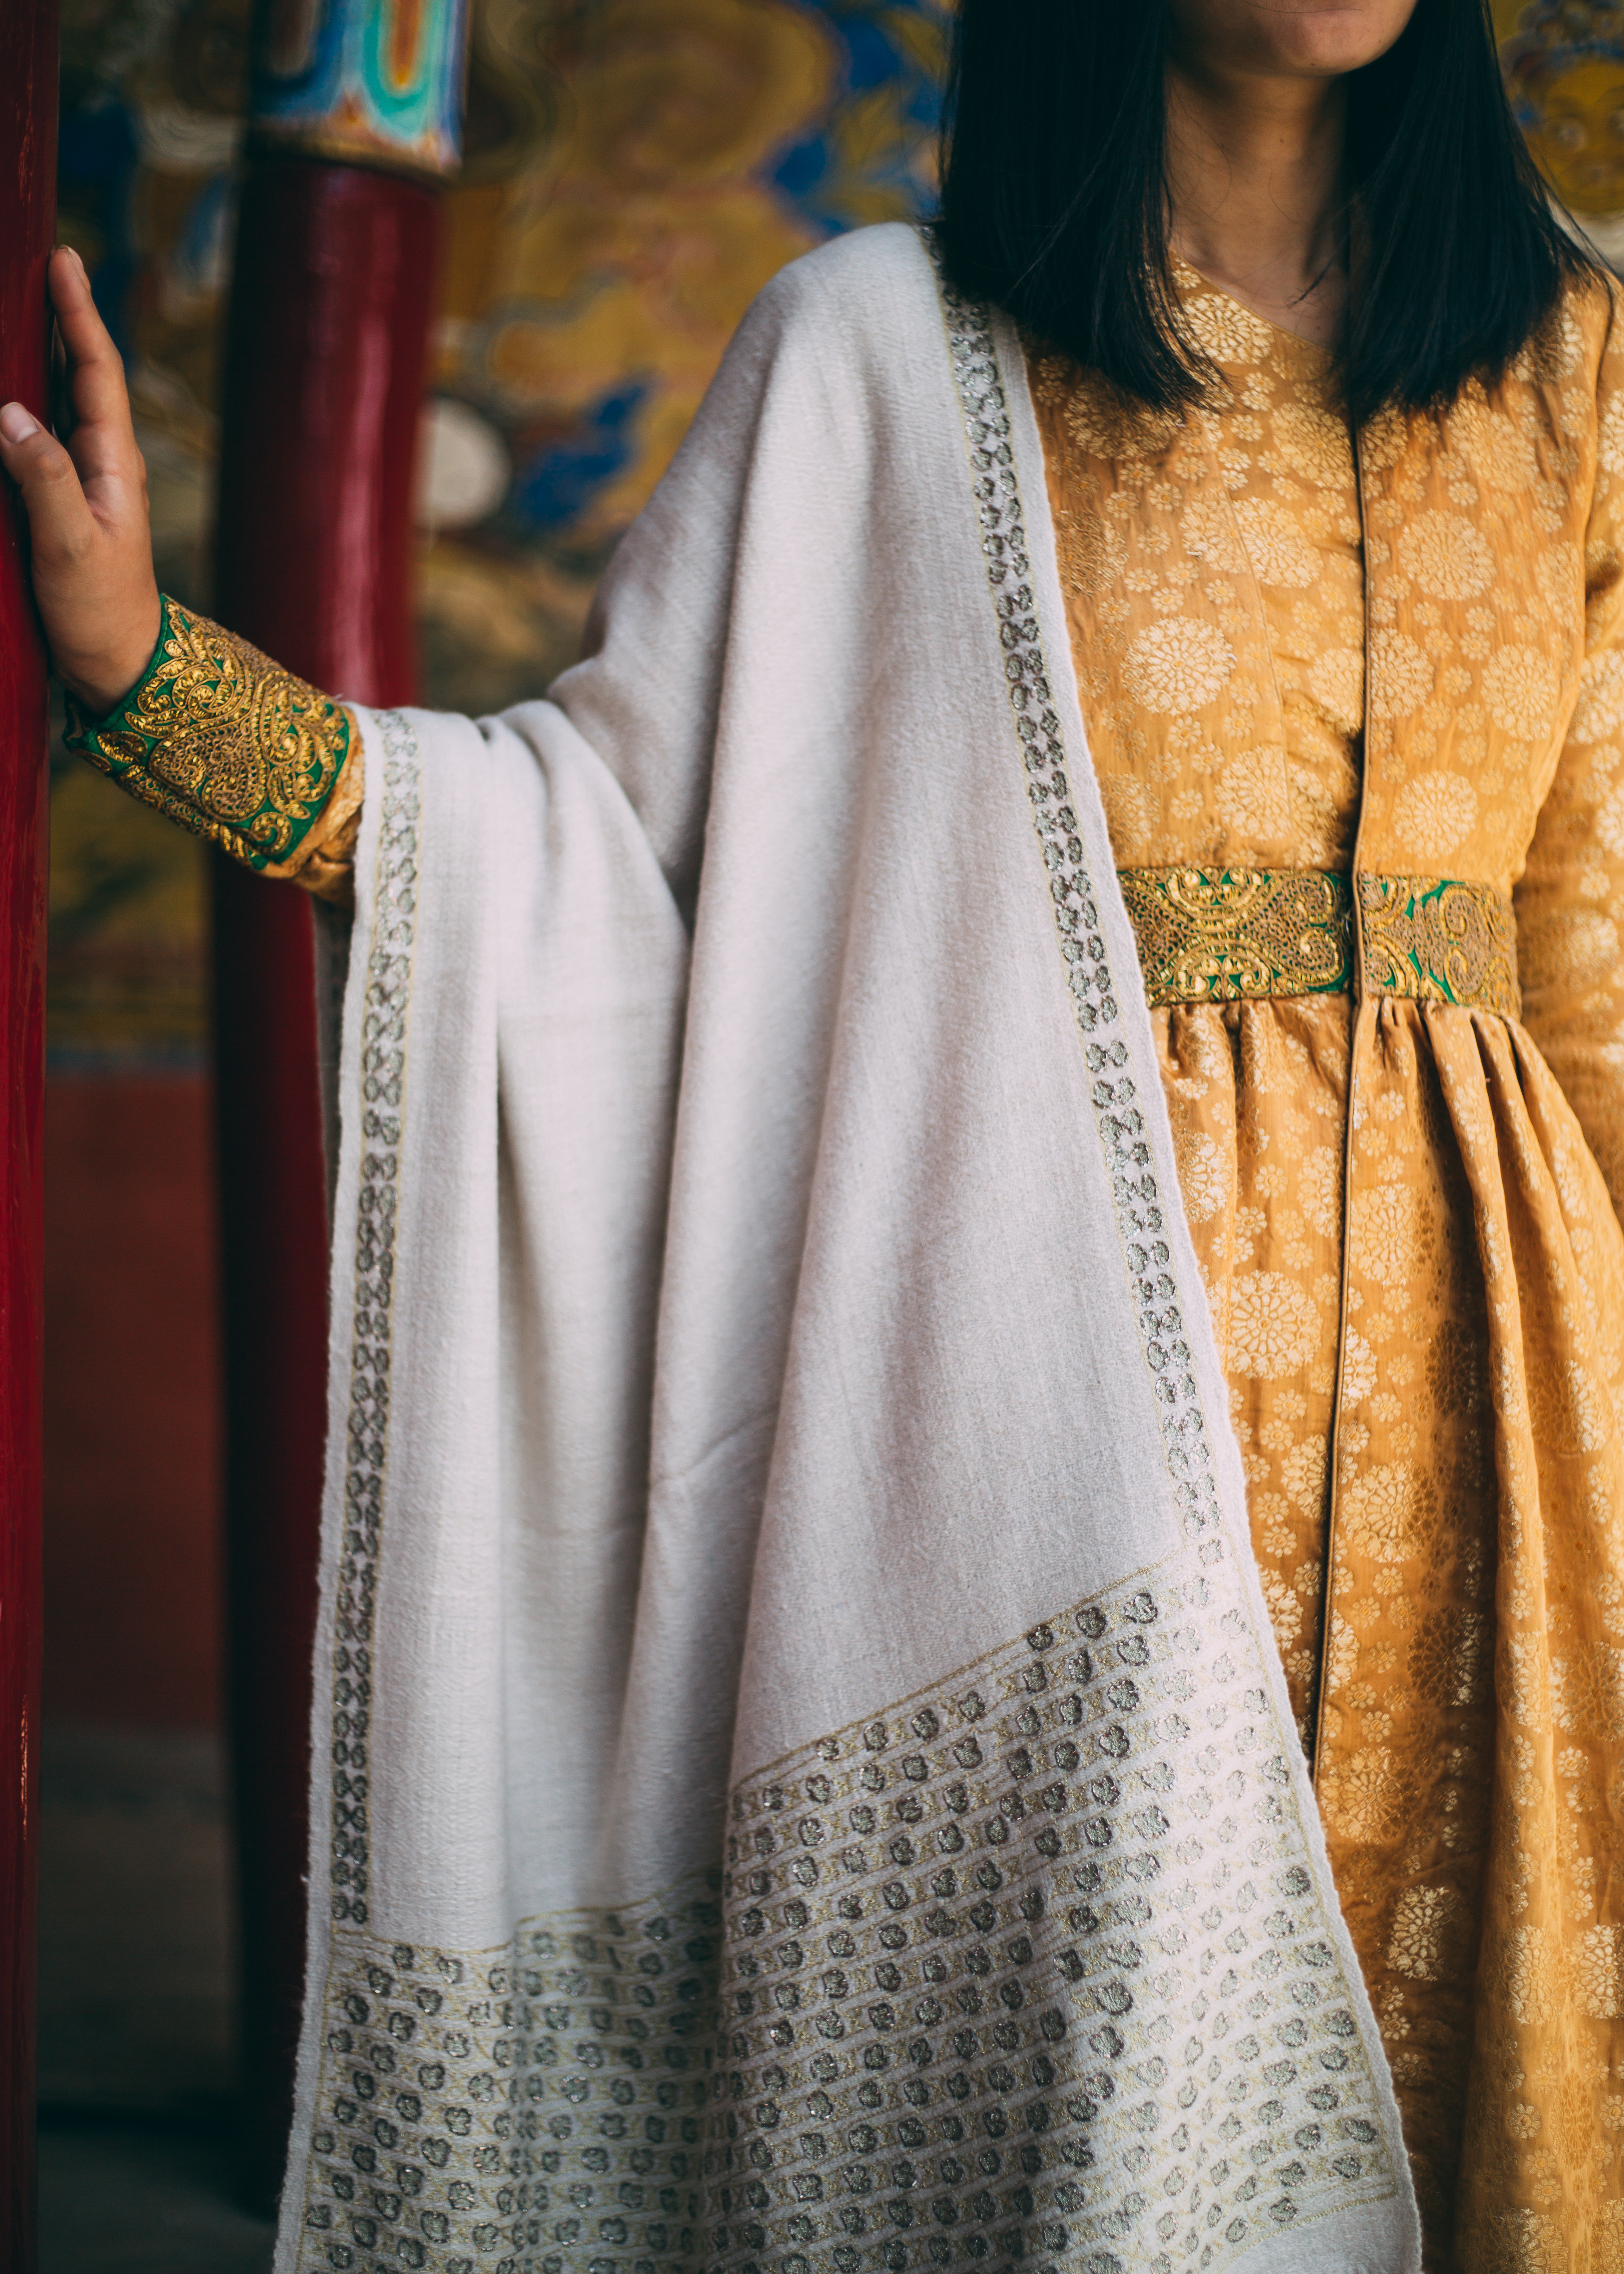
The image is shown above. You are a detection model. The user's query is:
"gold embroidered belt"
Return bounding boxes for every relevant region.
[1117,867,1520,1017]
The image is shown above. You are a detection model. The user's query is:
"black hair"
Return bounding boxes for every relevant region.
[934,0,1604,425]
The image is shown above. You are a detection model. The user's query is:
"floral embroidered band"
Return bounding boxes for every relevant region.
[1118,867,1520,1018]
[62,593,355,874]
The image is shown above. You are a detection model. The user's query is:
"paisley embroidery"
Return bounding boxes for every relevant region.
[1357,876,1521,1020]
[1118,868,1353,1006]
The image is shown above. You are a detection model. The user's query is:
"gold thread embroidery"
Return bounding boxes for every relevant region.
[1356,874,1521,1020]
[63,593,355,871]
[1117,867,1519,1014]
[1117,868,1354,1009]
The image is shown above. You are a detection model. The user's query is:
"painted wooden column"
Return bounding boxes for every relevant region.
[212,0,466,2205]
[0,0,57,2264]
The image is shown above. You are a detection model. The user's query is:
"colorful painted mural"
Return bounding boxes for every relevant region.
[1499,0,1624,260]
[417,0,948,707]
[49,0,949,1062]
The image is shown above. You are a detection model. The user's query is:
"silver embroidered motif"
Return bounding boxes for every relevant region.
[330,711,422,1928]
[297,1572,1398,2274]
[710,1577,1399,2274]
[296,1888,718,2274]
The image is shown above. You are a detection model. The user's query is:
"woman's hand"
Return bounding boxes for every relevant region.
[0,246,162,715]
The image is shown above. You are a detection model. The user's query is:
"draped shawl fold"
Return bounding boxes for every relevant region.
[279,224,1421,2274]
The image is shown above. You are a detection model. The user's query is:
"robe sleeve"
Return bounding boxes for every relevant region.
[61,592,365,905]
[1513,298,1624,1224]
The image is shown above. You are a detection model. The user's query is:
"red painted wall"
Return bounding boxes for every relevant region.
[0,0,57,2259]
[43,1078,222,1732]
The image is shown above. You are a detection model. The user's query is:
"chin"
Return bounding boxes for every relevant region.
[1236,0,1416,77]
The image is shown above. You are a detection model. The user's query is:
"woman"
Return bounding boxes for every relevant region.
[6,0,1621,2265]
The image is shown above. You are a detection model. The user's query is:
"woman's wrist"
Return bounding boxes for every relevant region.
[54,587,163,717]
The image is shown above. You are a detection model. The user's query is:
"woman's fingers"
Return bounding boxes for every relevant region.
[0,248,161,712]
[0,402,100,569]
[47,247,145,503]
[50,247,135,441]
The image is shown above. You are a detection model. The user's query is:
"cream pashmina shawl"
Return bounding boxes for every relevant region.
[279,224,1420,2274]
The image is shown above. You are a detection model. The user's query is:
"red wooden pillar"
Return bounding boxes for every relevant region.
[0,0,57,2265]
[212,0,465,2210]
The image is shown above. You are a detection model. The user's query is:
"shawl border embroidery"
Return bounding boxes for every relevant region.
[329,708,422,1929]
[294,1574,1408,2274]
[933,281,1222,1550]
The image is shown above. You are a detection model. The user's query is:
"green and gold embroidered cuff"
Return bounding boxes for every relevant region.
[1120,866,1520,1017]
[62,594,356,873]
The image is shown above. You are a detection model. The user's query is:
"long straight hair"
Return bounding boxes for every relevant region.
[934,0,1602,425]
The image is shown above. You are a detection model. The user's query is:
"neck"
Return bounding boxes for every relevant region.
[1164,53,1347,345]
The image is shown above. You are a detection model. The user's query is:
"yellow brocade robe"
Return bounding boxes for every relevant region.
[1031,271,1624,2267]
